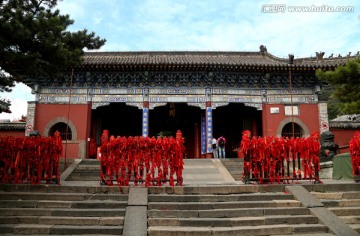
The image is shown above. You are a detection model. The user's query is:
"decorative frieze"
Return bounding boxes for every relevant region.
[125,103,143,109]
[149,95,206,103]
[244,103,262,110]
[30,70,318,89]
[266,95,317,103]
[92,102,110,109]
[38,95,87,103]
[151,88,204,95]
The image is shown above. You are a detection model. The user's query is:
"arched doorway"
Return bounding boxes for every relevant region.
[48,122,72,140]
[213,103,262,158]
[149,103,202,158]
[91,103,142,144]
[281,122,304,138]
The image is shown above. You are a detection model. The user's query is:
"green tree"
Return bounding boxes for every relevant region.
[317,82,341,120]
[0,0,106,92]
[316,57,360,116]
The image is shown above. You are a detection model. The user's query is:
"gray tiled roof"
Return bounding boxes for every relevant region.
[0,122,26,130]
[81,51,355,68]
[330,114,360,129]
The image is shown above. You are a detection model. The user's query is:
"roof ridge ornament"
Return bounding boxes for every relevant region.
[259,45,267,55]
[288,54,294,64]
[316,52,325,61]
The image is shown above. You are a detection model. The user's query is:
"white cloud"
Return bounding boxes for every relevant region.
[0,83,34,121]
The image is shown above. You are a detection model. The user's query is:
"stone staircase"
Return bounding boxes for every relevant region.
[312,191,360,233]
[220,158,243,181]
[0,185,128,235]
[65,159,100,181]
[147,188,333,235]
[1,159,359,236]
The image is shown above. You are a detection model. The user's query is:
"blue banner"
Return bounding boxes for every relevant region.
[206,107,213,153]
[142,108,149,137]
[201,116,206,154]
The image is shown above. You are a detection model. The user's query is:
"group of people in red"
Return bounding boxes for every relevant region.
[212,136,226,159]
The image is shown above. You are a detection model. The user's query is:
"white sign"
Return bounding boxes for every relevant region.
[284,106,299,116]
[270,107,280,114]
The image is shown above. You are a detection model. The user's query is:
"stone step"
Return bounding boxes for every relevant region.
[0,192,128,201]
[312,191,360,200]
[148,215,318,227]
[221,163,243,167]
[321,199,360,207]
[148,224,293,236]
[148,193,294,202]
[0,216,124,225]
[232,174,242,179]
[148,207,309,218]
[0,200,127,209]
[329,207,360,216]
[221,170,242,175]
[222,160,243,163]
[66,175,140,182]
[66,175,103,181]
[0,224,123,235]
[292,224,329,234]
[76,165,101,170]
[0,208,126,217]
[147,223,329,236]
[68,170,102,176]
[0,183,130,194]
[273,234,335,236]
[221,162,243,167]
[221,165,243,169]
[350,224,360,233]
[312,192,345,199]
[148,200,301,210]
[340,216,360,224]
[79,159,101,165]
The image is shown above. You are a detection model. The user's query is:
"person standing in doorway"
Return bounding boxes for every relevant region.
[212,137,218,159]
[218,136,226,159]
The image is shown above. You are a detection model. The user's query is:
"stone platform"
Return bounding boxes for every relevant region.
[0,158,359,235]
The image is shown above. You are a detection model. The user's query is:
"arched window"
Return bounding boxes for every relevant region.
[48,122,72,140]
[281,122,303,138]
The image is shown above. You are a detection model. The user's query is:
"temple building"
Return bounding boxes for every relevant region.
[330,114,360,153]
[21,46,356,159]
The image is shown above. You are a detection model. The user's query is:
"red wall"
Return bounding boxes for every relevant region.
[0,130,25,137]
[331,129,358,153]
[34,103,91,159]
[262,103,320,137]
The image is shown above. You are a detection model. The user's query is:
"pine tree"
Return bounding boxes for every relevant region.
[316,57,360,116]
[0,0,106,92]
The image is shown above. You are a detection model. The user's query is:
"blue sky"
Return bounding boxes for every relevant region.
[1,0,359,121]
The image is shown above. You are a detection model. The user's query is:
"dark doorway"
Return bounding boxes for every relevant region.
[91,103,142,144]
[213,103,262,158]
[149,103,202,158]
[281,122,304,138]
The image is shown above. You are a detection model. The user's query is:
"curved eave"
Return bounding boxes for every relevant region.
[329,122,360,129]
[0,123,26,130]
[75,63,322,72]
